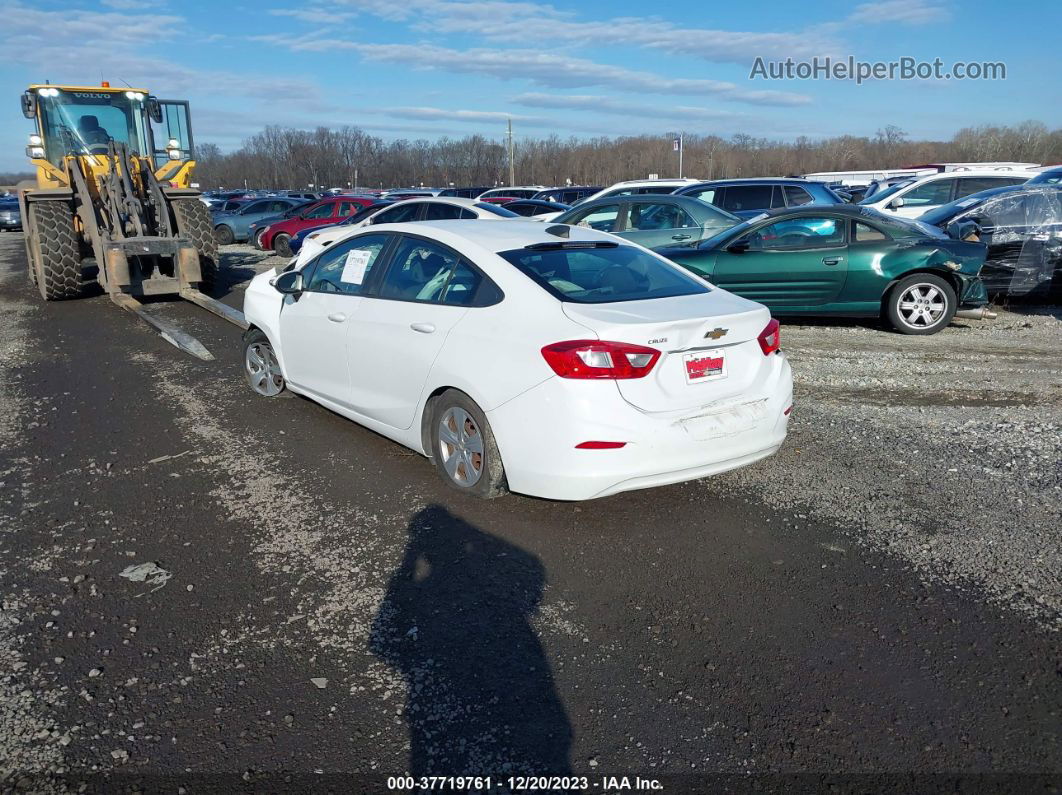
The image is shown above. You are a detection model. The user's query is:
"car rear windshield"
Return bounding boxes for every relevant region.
[499,244,710,304]
[473,202,520,217]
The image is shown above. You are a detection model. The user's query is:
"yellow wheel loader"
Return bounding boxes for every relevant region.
[17,83,246,359]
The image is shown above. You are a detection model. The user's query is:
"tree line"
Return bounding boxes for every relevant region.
[3,120,1058,191]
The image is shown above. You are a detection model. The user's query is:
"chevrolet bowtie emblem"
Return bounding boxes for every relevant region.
[705,327,728,340]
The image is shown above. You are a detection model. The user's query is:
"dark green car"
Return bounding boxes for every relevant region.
[657,206,989,335]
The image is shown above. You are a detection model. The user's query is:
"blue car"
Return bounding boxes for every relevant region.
[673,178,844,219]
[212,197,309,245]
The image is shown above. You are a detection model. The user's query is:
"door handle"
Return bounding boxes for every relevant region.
[327,312,346,323]
[410,322,436,334]
[672,233,692,240]
[822,257,841,266]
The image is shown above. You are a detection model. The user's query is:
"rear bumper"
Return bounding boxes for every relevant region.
[487,354,792,500]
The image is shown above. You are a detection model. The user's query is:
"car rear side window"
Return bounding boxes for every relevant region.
[378,237,497,306]
[721,185,773,212]
[303,233,391,295]
[473,202,520,217]
[783,186,813,206]
[854,221,888,241]
[500,244,710,304]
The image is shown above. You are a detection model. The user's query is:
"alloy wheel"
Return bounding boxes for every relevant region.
[897,283,947,330]
[437,407,484,487]
[245,342,284,396]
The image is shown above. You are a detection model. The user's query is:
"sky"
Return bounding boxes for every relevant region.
[1,0,1059,171]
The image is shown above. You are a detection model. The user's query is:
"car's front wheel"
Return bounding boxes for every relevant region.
[215,224,235,245]
[273,233,292,258]
[429,390,507,498]
[886,274,956,335]
[243,329,285,397]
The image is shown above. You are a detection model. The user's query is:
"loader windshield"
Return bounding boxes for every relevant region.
[36,89,151,165]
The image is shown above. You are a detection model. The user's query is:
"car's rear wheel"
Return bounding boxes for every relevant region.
[215,224,235,245]
[430,390,507,498]
[243,329,285,397]
[886,274,956,335]
[273,233,293,258]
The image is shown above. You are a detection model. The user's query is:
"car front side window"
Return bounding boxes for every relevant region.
[302,233,391,295]
[747,217,846,250]
[901,179,955,206]
[626,202,695,231]
[571,204,620,232]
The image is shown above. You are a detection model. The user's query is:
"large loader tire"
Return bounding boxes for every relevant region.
[27,202,82,301]
[171,198,219,294]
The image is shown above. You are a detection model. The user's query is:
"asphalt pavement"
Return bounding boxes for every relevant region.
[0,232,1059,793]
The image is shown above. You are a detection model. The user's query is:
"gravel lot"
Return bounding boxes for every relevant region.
[1,233,1059,790]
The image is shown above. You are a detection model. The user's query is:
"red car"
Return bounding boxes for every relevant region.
[259,197,375,257]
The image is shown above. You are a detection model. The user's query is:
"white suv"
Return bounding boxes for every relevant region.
[575,178,702,206]
[859,170,1036,218]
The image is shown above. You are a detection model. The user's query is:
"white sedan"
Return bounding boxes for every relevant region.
[242,221,793,500]
[293,196,519,268]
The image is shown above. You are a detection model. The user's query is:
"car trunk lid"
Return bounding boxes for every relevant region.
[562,290,773,413]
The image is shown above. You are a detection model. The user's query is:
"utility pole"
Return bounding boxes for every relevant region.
[507,119,515,187]
[666,132,684,178]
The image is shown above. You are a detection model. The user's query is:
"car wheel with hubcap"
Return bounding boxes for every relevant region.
[252,228,266,249]
[215,224,235,245]
[886,273,956,335]
[243,330,285,397]
[430,390,507,498]
[273,233,293,259]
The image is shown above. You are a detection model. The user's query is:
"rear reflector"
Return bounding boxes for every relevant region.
[575,441,627,449]
[758,318,781,355]
[784,405,792,416]
[542,339,660,379]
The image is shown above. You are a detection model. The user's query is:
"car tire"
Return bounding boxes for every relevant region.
[243,329,285,397]
[429,390,508,499]
[273,233,292,259]
[885,273,956,335]
[214,224,235,246]
[252,228,266,249]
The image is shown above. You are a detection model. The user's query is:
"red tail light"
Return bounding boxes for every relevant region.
[575,441,627,449]
[758,319,781,355]
[541,340,660,379]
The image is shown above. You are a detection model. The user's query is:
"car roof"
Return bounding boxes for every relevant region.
[750,205,901,221]
[358,218,619,252]
[566,194,710,208]
[685,178,821,187]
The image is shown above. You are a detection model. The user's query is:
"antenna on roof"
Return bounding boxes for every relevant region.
[545,224,570,238]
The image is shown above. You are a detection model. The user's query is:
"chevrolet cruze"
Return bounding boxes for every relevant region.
[241,221,793,500]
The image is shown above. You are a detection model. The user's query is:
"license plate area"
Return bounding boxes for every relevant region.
[683,349,727,384]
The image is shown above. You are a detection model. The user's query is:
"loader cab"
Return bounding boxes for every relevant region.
[22,84,196,189]
[26,86,152,164]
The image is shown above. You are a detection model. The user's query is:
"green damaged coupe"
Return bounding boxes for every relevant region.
[657,206,990,335]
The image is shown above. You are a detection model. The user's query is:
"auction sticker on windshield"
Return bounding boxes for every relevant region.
[684,349,727,383]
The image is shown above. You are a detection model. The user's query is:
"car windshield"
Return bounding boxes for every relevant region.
[858,179,915,205]
[499,243,710,304]
[474,202,519,217]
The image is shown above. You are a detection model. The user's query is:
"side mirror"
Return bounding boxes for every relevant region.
[147,96,163,124]
[20,92,37,120]
[272,270,303,295]
[889,197,905,209]
[726,239,750,253]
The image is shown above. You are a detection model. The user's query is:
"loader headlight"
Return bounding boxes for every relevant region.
[27,146,45,158]
[167,138,180,148]
[125,91,145,101]
[167,150,181,160]
[28,134,42,146]
[37,87,59,97]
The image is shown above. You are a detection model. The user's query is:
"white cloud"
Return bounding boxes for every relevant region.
[385,107,545,124]
[269,7,357,24]
[101,0,166,9]
[848,0,951,25]
[255,39,811,106]
[513,93,746,123]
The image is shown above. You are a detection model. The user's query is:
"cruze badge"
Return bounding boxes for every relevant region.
[705,327,728,340]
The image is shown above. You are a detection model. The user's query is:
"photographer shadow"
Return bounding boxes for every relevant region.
[370,504,571,777]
